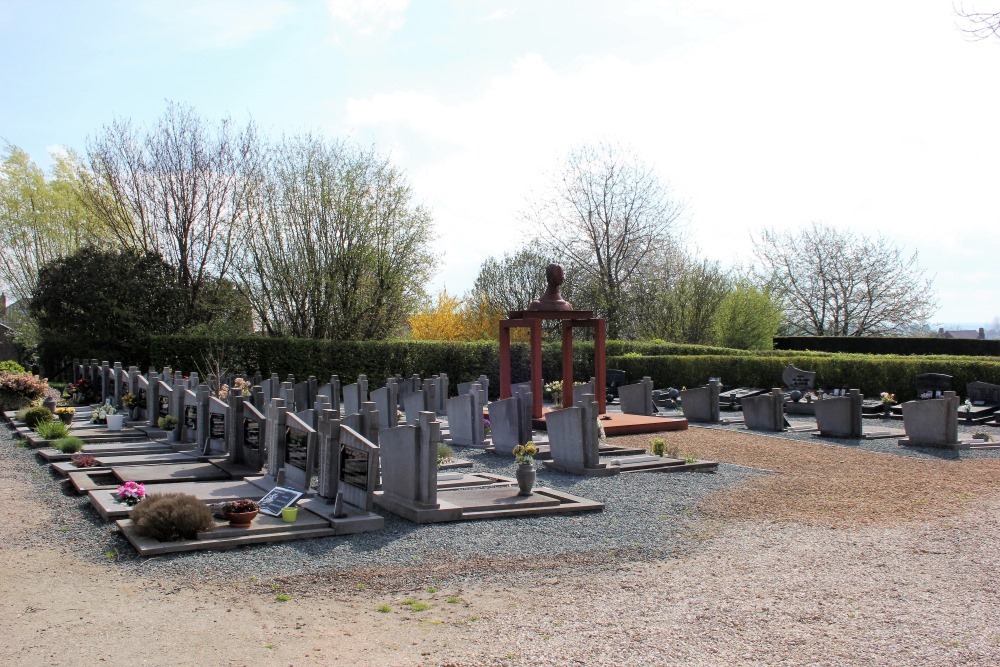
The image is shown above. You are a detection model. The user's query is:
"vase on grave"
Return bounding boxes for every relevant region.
[43,396,57,413]
[882,404,891,419]
[516,463,535,496]
[59,412,73,426]
[225,510,258,527]
[106,414,124,431]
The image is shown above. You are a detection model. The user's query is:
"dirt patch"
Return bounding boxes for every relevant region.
[616,427,1000,526]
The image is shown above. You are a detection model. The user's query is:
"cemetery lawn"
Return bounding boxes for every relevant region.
[1,427,999,666]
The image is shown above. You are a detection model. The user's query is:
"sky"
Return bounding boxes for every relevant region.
[2,0,1000,328]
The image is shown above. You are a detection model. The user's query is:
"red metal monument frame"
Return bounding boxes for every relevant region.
[498,309,607,420]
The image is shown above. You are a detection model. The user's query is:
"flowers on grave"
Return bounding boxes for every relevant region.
[512,441,537,465]
[483,417,491,434]
[68,378,93,402]
[221,499,259,514]
[597,417,608,444]
[0,371,50,412]
[543,380,562,399]
[55,406,75,415]
[90,402,116,424]
[962,399,973,413]
[115,481,146,506]
[121,392,140,408]
[880,392,895,405]
[70,453,100,468]
[216,377,252,401]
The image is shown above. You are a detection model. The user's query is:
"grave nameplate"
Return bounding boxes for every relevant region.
[285,427,309,468]
[210,413,225,440]
[159,396,170,418]
[137,388,146,405]
[258,486,304,516]
[184,405,197,429]
[340,446,370,490]
[243,419,260,449]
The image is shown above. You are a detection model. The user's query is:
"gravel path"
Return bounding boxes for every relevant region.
[3,414,999,666]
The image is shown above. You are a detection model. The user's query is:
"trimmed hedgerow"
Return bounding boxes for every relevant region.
[774,336,1000,357]
[130,493,215,542]
[609,353,1000,402]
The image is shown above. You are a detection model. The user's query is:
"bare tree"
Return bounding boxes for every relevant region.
[236,134,435,340]
[955,3,1000,40]
[525,142,685,338]
[753,222,937,336]
[77,102,263,326]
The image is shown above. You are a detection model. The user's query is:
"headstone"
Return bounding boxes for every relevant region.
[902,391,959,446]
[457,375,488,406]
[379,412,440,510]
[204,395,229,455]
[915,373,953,400]
[572,379,595,405]
[265,398,289,480]
[487,390,532,455]
[232,395,266,470]
[606,369,628,402]
[814,389,863,438]
[181,384,210,446]
[618,376,655,416]
[447,384,485,447]
[336,424,379,512]
[282,411,317,492]
[966,381,1000,407]
[436,373,449,413]
[547,393,602,472]
[343,382,364,416]
[782,365,816,393]
[741,388,786,432]
[680,379,721,423]
[371,386,398,429]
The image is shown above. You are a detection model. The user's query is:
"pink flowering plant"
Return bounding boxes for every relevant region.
[115,481,146,506]
[880,392,895,405]
[0,371,50,412]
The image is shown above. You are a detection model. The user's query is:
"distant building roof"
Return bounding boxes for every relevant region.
[938,327,985,340]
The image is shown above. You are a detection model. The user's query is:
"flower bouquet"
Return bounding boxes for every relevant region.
[115,480,146,506]
[512,441,537,465]
[90,402,116,424]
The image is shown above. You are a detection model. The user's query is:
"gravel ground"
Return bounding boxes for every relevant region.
[3,411,999,666]
[0,418,762,585]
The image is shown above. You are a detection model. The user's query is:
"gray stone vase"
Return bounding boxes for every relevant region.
[516,463,535,496]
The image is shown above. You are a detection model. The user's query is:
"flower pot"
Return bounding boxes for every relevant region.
[106,414,125,431]
[515,463,535,496]
[281,506,298,523]
[59,413,73,426]
[225,510,258,527]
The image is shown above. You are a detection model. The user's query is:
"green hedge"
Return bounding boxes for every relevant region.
[774,336,1000,357]
[609,353,1000,402]
[147,336,759,397]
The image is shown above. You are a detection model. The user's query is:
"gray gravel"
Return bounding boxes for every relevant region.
[0,418,763,583]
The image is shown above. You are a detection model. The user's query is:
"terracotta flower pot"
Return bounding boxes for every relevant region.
[225,510,258,527]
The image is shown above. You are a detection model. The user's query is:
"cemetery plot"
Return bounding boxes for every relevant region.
[718,386,768,410]
[897,392,982,449]
[811,390,903,440]
[959,381,1000,424]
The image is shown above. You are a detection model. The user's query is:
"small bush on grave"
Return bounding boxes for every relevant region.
[130,493,215,542]
[0,360,26,375]
[70,454,100,468]
[53,436,84,453]
[158,415,178,430]
[437,442,454,466]
[38,420,70,440]
[649,438,666,457]
[23,406,53,429]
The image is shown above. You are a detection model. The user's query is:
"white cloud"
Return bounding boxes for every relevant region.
[326,0,408,37]
[483,8,514,23]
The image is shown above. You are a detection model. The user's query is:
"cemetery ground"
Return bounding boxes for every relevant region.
[2,422,999,666]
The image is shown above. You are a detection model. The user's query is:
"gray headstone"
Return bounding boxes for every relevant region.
[741,388,785,431]
[967,381,1000,406]
[902,391,959,445]
[379,412,440,509]
[680,379,721,423]
[371,386,398,429]
[618,376,654,416]
[488,392,532,455]
[547,393,600,470]
[814,389,863,438]
[782,365,816,392]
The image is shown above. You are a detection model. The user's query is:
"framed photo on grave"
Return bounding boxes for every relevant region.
[243,418,260,449]
[258,486,303,516]
[159,396,170,417]
[184,405,197,429]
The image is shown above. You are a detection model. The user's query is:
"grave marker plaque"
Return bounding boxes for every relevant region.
[210,413,225,440]
[243,419,260,449]
[159,396,170,418]
[184,405,197,429]
[285,427,309,468]
[340,446,370,490]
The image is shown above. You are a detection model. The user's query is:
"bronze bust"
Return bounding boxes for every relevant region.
[528,263,574,311]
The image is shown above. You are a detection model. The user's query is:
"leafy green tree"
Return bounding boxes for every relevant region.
[0,144,99,303]
[471,247,551,315]
[29,248,183,371]
[712,281,784,349]
[236,134,435,339]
